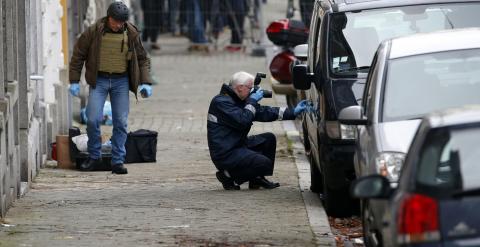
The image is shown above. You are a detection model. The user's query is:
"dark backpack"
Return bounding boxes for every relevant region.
[125,129,158,163]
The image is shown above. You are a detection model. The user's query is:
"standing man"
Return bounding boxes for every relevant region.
[141,0,162,50]
[225,0,249,51]
[69,2,153,174]
[185,0,209,51]
[207,72,308,190]
[299,0,315,28]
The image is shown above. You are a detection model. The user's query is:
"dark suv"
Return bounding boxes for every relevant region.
[293,0,480,217]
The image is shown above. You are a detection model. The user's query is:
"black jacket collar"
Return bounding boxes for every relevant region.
[220,84,243,103]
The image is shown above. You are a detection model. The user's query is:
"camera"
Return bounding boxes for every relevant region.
[252,72,272,98]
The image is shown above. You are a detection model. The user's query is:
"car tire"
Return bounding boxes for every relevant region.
[310,162,323,193]
[321,177,353,218]
[301,122,310,152]
[286,95,298,109]
[302,123,323,193]
[362,200,382,247]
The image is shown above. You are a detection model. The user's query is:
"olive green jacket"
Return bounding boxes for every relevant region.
[69,17,151,95]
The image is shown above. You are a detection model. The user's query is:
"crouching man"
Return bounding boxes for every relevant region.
[207,71,308,190]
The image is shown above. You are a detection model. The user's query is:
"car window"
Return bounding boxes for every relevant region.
[328,3,480,76]
[382,49,480,122]
[363,51,379,114]
[416,126,480,191]
[308,3,321,72]
[314,8,324,69]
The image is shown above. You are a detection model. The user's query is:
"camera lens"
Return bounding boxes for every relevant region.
[263,90,272,98]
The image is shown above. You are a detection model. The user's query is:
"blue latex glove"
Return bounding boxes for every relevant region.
[294,100,308,116]
[138,84,152,98]
[249,89,264,102]
[69,82,80,97]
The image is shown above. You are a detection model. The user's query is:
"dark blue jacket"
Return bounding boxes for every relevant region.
[207,84,295,170]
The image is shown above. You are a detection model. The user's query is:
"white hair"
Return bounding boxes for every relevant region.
[229,71,254,87]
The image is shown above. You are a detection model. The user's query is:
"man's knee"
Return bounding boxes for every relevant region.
[86,117,102,128]
[262,132,277,148]
[263,132,276,142]
[112,115,128,129]
[252,155,273,173]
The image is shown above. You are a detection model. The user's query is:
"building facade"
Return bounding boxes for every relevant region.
[0,0,126,218]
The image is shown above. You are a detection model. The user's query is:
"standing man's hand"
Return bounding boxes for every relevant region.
[294,100,308,116]
[69,82,80,97]
[138,84,152,98]
[249,89,264,102]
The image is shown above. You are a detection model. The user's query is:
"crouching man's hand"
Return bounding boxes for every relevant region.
[138,84,152,98]
[294,100,308,117]
[249,89,264,102]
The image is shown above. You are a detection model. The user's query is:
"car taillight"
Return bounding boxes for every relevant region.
[266,19,289,34]
[397,193,440,244]
[266,19,308,47]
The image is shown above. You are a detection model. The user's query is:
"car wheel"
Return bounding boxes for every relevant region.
[362,200,382,247]
[310,162,323,193]
[286,95,298,109]
[302,124,323,193]
[321,176,353,218]
[301,122,310,152]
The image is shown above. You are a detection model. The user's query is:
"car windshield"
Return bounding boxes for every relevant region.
[329,3,480,75]
[382,49,480,122]
[416,126,480,191]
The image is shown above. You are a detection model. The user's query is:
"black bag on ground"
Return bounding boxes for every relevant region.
[125,129,158,163]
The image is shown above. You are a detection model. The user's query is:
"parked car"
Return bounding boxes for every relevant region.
[292,0,480,217]
[351,106,480,246]
[340,27,480,246]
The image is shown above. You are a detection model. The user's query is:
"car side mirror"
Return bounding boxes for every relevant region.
[350,175,392,199]
[338,105,367,125]
[292,64,313,90]
[293,44,308,61]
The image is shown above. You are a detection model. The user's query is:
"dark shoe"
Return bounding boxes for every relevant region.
[80,158,103,171]
[216,171,240,190]
[249,177,280,189]
[112,164,128,174]
[151,43,161,50]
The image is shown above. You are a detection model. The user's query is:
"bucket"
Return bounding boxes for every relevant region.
[56,135,73,169]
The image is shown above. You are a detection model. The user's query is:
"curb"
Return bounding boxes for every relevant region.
[282,120,336,246]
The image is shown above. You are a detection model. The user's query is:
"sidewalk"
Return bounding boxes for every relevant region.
[0,1,334,246]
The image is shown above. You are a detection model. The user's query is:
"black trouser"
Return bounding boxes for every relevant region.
[141,0,163,42]
[229,133,277,184]
[299,0,314,28]
[227,13,246,44]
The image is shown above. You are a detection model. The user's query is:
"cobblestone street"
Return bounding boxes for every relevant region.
[0,1,335,246]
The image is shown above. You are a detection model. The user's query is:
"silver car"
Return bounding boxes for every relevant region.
[351,106,480,246]
[339,28,480,246]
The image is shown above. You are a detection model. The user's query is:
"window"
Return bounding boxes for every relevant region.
[328,3,480,76]
[362,51,379,115]
[382,49,480,122]
[416,126,480,191]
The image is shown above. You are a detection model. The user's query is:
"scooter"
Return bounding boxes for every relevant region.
[266,18,309,108]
